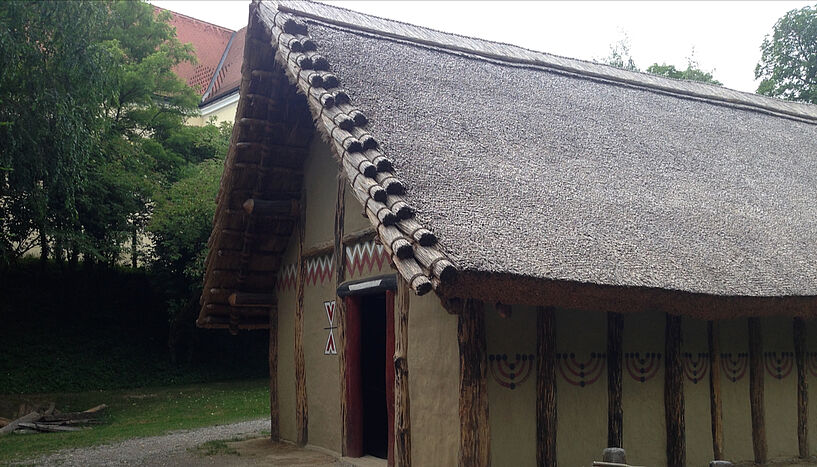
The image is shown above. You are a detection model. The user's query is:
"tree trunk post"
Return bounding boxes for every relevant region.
[748,317,767,464]
[607,312,624,448]
[458,299,489,467]
[794,317,808,458]
[394,277,411,466]
[269,305,279,441]
[294,191,308,447]
[664,313,685,467]
[536,306,557,466]
[708,320,724,460]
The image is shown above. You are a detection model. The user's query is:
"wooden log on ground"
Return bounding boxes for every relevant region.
[537,306,557,466]
[748,317,767,464]
[0,412,41,436]
[269,305,280,441]
[295,190,309,447]
[607,312,623,448]
[794,317,808,458]
[458,299,490,467]
[708,321,724,460]
[18,422,80,433]
[229,292,276,307]
[394,276,411,467]
[664,313,685,467]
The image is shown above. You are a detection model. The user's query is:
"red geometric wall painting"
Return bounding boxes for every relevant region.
[324,301,337,355]
[488,353,534,390]
[276,240,391,291]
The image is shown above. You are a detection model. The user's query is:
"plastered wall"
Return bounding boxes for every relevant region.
[485,304,537,466]
[720,317,753,461]
[762,316,797,460]
[622,311,666,466]
[407,292,460,466]
[682,317,711,466]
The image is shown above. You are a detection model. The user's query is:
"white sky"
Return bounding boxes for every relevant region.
[149,1,811,93]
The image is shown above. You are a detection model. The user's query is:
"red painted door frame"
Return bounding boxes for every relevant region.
[343,293,396,465]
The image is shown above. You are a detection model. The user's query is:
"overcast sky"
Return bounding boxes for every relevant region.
[149,1,811,94]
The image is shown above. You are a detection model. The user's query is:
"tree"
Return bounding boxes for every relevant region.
[148,121,231,362]
[647,55,722,85]
[0,1,201,265]
[600,34,639,71]
[0,1,114,265]
[755,5,817,103]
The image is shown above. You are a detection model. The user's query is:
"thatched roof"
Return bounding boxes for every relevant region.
[199,1,817,329]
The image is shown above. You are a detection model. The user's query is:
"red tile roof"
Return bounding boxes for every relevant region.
[203,26,246,104]
[154,6,239,98]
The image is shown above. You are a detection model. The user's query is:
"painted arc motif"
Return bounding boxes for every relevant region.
[624,352,662,383]
[556,352,606,387]
[721,352,749,382]
[682,352,709,384]
[763,351,793,380]
[807,352,817,377]
[488,353,534,390]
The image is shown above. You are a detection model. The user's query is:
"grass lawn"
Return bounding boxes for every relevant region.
[0,379,269,464]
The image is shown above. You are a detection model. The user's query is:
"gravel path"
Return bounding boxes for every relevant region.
[17,419,269,466]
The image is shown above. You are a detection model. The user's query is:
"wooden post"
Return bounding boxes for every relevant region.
[394,277,411,467]
[294,192,308,447]
[458,299,490,467]
[269,306,280,441]
[386,290,396,466]
[664,313,685,467]
[344,296,364,457]
[707,321,723,460]
[794,317,808,458]
[536,307,557,466]
[748,317,767,464]
[607,312,624,448]
[335,175,349,454]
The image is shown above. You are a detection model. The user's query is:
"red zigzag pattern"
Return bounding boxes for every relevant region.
[276,240,390,291]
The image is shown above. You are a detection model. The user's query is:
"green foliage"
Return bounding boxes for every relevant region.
[601,34,639,71]
[0,0,205,266]
[0,1,114,262]
[647,60,722,85]
[0,379,269,463]
[0,259,268,395]
[756,5,817,103]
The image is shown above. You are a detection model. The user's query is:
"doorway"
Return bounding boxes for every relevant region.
[360,294,387,458]
[340,275,396,465]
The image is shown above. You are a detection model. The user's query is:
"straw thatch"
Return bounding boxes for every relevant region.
[200,0,817,329]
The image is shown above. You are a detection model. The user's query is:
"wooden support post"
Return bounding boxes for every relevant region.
[335,175,349,455]
[664,313,685,467]
[294,192,308,447]
[794,317,808,458]
[536,306,557,466]
[748,317,767,464]
[394,277,411,467]
[269,305,279,441]
[607,312,624,448]
[458,299,490,467]
[344,296,364,457]
[386,290,396,466]
[708,321,724,460]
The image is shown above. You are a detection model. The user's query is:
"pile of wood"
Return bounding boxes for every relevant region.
[0,403,106,435]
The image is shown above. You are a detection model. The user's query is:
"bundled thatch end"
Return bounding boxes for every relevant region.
[256,3,457,295]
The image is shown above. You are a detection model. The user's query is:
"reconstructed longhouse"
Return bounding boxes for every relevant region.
[198,1,817,465]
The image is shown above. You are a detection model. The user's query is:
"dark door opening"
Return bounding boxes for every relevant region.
[341,276,395,465]
[360,294,387,459]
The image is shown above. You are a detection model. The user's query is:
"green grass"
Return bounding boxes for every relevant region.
[0,379,269,464]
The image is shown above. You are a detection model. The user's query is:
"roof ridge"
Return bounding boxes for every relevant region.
[154,5,236,34]
[270,0,817,124]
